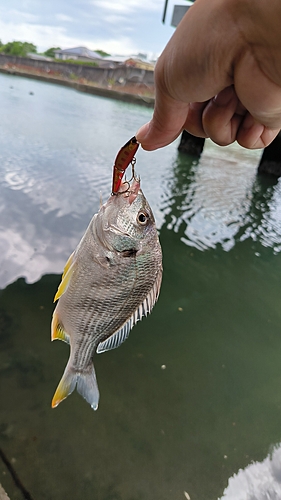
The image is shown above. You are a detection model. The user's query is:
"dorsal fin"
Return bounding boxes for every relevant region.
[96,320,131,353]
[54,251,75,302]
[96,269,162,354]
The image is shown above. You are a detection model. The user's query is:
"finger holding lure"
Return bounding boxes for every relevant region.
[112,136,139,195]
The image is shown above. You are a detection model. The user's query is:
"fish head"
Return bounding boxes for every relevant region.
[96,178,158,253]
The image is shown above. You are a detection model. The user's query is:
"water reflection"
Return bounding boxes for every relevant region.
[243,176,281,254]
[161,143,281,253]
[0,139,109,287]
[220,444,281,500]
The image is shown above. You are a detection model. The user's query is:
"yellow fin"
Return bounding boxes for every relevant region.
[52,367,77,408]
[62,251,74,279]
[54,252,75,302]
[51,362,100,410]
[51,311,69,343]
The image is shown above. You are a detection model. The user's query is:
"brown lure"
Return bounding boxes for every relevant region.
[112,136,139,195]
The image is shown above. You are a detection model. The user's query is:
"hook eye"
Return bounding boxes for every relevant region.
[127,158,138,184]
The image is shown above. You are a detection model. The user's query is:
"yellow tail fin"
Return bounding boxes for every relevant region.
[52,363,100,410]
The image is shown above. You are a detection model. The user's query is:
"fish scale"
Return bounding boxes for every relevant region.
[51,178,162,410]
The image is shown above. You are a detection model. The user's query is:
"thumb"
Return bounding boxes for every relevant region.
[136,94,190,151]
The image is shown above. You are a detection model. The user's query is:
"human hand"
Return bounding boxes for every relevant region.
[136,0,281,151]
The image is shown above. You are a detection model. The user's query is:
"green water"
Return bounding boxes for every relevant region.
[1,73,281,500]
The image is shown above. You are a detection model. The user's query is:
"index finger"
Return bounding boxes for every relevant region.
[136,92,190,151]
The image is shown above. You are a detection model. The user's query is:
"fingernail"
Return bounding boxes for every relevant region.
[136,122,150,142]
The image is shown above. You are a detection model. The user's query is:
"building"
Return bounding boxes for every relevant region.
[27,53,53,62]
[54,47,102,62]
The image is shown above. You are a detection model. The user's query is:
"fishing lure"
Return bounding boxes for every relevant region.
[112,136,139,195]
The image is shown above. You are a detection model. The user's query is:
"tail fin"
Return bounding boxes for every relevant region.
[52,362,100,411]
[76,365,99,410]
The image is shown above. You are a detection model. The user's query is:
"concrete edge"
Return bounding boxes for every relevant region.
[0,67,155,108]
[0,484,10,500]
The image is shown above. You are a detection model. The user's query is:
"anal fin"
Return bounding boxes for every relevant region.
[51,311,70,344]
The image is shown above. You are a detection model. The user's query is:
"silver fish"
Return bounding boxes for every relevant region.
[51,178,162,410]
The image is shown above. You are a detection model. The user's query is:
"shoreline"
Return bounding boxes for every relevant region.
[0,67,155,108]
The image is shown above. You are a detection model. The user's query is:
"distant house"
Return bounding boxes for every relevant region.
[54,47,102,62]
[53,47,155,72]
[123,58,155,71]
[100,54,155,70]
[27,53,53,62]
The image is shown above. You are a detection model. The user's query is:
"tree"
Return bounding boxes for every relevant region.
[44,47,61,58]
[0,41,37,57]
[95,49,111,57]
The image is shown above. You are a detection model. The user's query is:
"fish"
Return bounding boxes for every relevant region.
[51,177,162,410]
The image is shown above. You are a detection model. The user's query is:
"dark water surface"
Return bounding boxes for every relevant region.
[1,73,281,500]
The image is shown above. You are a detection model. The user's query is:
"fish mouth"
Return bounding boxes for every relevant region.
[118,177,140,205]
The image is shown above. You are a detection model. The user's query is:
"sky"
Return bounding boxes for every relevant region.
[0,0,190,58]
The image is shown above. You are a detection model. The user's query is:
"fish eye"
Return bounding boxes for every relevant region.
[137,210,149,225]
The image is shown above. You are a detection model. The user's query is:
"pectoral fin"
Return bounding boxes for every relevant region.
[54,251,75,302]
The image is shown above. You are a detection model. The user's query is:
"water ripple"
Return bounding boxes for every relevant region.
[161,142,281,253]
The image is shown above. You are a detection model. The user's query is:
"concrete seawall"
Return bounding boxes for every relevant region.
[0,54,155,107]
